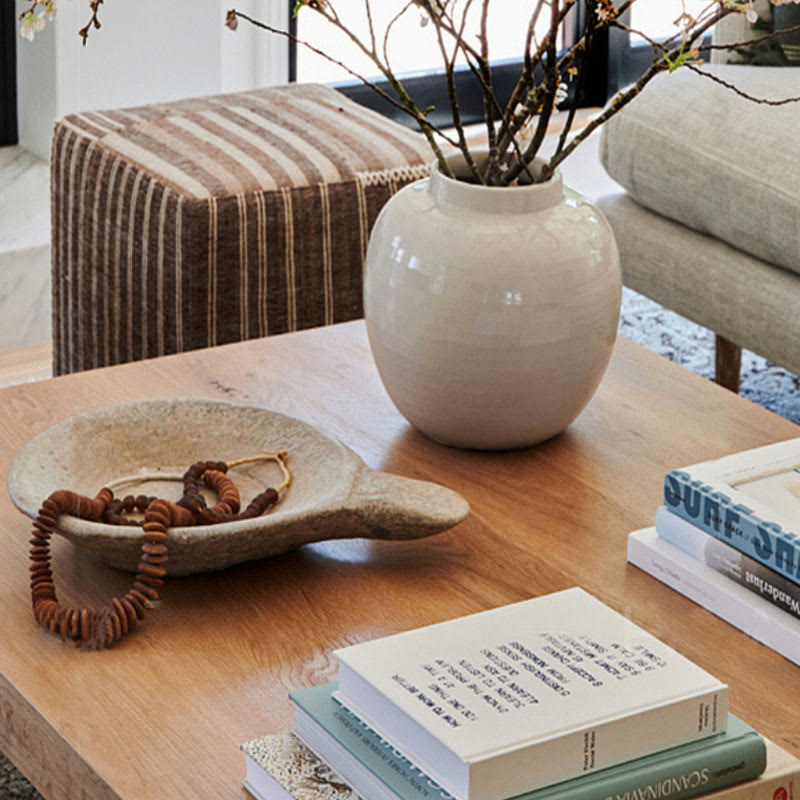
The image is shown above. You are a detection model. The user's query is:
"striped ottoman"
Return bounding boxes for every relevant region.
[51,83,430,375]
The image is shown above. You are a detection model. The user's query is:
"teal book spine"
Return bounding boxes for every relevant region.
[664,469,800,586]
[290,683,766,800]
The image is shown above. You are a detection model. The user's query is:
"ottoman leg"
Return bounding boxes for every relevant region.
[714,334,741,393]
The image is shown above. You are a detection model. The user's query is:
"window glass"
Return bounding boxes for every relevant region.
[296,2,561,84]
[629,0,713,43]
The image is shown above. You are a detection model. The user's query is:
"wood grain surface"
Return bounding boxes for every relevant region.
[1,321,798,800]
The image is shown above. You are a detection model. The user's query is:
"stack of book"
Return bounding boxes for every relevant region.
[628,437,800,668]
[242,588,795,800]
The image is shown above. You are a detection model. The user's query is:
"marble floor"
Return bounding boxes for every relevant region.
[0,146,51,354]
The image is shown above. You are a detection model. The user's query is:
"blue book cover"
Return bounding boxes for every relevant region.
[663,439,800,586]
[289,682,766,800]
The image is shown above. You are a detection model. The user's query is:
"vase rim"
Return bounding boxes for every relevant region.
[427,152,564,213]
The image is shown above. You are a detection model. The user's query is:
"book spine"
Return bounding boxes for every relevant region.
[552,736,765,800]
[296,695,764,800]
[626,529,800,668]
[469,687,730,800]
[656,507,800,622]
[663,470,800,586]
[244,728,769,800]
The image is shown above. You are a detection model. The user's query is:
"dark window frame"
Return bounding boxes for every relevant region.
[1,1,19,146]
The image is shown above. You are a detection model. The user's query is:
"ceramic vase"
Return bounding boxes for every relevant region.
[363,153,622,450]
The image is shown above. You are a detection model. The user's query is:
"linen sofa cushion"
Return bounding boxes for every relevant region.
[600,65,800,275]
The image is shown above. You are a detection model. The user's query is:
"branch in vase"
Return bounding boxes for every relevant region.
[496,0,545,143]
[302,2,458,175]
[703,19,800,50]
[478,0,501,182]
[684,62,800,105]
[363,0,377,55]
[78,0,104,45]
[431,1,485,184]
[495,0,583,161]
[553,3,603,161]
[382,2,415,74]
[542,6,736,178]
[501,0,561,185]
[422,0,533,184]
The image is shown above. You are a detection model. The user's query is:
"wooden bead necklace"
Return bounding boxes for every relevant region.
[29,452,291,651]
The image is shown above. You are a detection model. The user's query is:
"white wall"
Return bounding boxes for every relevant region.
[16,0,289,160]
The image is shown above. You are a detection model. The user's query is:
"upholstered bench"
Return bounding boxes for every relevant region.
[598,64,800,392]
[51,83,430,375]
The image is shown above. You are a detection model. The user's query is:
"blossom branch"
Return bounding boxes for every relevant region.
[502,0,562,185]
[28,0,800,186]
[553,2,602,160]
[542,6,737,179]
[495,0,582,160]
[78,0,104,45]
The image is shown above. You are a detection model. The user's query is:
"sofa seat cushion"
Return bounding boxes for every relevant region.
[597,192,800,376]
[600,65,800,275]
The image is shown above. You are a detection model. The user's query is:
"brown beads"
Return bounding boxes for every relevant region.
[102,493,154,526]
[178,461,280,523]
[29,455,290,651]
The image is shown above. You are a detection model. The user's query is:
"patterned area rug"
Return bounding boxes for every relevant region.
[0,757,40,800]
[619,288,800,424]
[2,287,799,799]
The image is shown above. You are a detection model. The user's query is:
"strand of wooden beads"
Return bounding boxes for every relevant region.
[30,488,112,642]
[178,452,290,523]
[30,490,190,649]
[29,452,292,650]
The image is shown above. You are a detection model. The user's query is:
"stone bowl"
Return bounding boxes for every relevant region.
[8,398,470,575]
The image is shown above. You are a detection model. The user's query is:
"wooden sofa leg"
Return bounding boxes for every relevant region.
[714,334,741,393]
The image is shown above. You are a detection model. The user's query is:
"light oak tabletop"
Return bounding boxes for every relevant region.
[1,321,798,800]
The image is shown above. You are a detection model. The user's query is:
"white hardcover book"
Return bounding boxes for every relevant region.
[627,527,800,667]
[333,587,728,800]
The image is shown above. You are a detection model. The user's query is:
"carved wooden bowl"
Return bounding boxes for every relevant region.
[8,398,470,575]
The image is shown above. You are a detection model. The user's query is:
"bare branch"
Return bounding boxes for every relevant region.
[704,19,800,50]
[543,6,733,177]
[431,0,485,183]
[684,62,800,105]
[382,2,415,71]
[364,0,377,54]
[478,0,500,182]
[502,0,561,185]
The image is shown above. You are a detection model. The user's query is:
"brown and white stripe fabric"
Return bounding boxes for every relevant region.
[51,83,431,375]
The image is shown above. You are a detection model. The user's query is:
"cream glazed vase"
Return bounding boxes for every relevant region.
[363,154,622,450]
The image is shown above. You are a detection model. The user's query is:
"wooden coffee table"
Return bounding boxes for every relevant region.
[1,321,798,800]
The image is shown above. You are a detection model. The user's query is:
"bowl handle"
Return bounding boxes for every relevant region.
[343,465,470,540]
